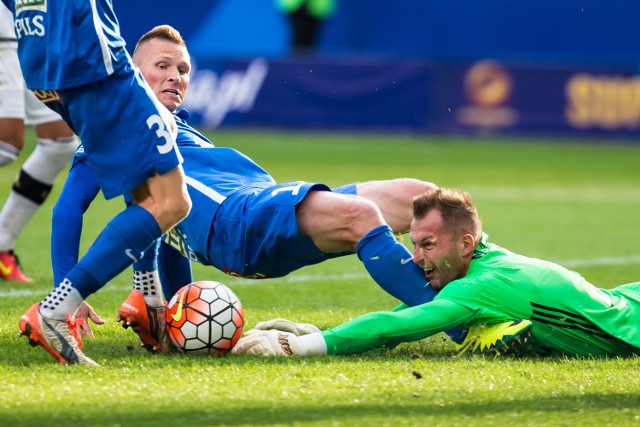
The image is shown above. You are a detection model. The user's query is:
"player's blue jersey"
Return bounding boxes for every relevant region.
[175,110,276,198]
[1,0,128,89]
[168,109,356,277]
[57,108,351,281]
[168,111,276,264]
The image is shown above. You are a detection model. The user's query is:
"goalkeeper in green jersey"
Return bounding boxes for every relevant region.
[233,187,640,358]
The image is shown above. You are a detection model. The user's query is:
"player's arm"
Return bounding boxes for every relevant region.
[321,299,473,355]
[233,298,475,356]
[51,159,100,286]
[253,302,412,337]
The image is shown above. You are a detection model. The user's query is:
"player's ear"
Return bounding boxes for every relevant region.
[460,233,475,256]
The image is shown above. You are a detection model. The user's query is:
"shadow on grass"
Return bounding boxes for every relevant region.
[0,333,458,367]
[2,393,639,426]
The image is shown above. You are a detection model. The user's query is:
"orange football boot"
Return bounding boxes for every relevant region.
[0,250,33,283]
[117,290,173,352]
[18,302,98,365]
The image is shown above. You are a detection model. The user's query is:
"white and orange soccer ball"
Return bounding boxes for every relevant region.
[166,281,244,355]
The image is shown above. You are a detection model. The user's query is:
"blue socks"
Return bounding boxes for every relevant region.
[134,238,160,272]
[131,238,193,300]
[356,224,437,306]
[157,241,193,300]
[65,205,162,298]
[357,224,465,341]
[131,236,194,300]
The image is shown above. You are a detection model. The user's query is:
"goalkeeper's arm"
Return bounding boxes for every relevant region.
[318,299,474,355]
[234,299,474,357]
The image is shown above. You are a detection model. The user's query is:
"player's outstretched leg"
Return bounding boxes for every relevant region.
[0,250,32,283]
[18,303,97,365]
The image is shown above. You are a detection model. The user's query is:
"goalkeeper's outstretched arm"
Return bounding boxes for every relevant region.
[320,299,473,355]
[233,299,474,356]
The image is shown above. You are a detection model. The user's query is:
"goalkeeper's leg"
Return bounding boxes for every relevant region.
[454,320,534,356]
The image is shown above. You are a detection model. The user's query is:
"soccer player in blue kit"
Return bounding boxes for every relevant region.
[0,4,80,283]
[2,2,191,364]
[51,25,448,356]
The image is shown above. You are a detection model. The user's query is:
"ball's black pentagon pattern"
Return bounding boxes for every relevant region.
[166,281,244,355]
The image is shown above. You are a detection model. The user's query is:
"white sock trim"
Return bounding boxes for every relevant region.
[0,192,39,250]
[40,279,84,320]
[133,270,163,306]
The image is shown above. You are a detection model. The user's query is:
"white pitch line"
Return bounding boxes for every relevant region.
[557,255,640,268]
[1,255,640,299]
[464,186,640,203]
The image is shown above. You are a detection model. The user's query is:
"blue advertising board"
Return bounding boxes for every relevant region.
[438,61,640,137]
[184,57,432,131]
[111,1,640,139]
[183,57,640,139]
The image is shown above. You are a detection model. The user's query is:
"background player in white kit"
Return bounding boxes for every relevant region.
[0,4,79,283]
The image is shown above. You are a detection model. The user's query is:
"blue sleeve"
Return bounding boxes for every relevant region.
[331,183,357,195]
[51,160,100,287]
[157,240,193,300]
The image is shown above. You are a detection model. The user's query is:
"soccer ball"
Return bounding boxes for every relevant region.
[165,281,244,355]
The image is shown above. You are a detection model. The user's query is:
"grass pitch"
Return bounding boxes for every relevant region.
[1,130,639,426]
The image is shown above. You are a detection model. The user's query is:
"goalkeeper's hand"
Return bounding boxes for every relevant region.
[232,329,306,356]
[253,318,321,336]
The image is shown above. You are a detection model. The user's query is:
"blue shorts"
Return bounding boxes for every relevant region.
[41,63,182,199]
[208,182,357,279]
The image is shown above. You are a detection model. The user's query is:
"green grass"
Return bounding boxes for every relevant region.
[1,130,640,426]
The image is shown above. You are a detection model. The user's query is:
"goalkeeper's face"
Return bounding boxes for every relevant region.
[134,38,191,112]
[410,209,474,291]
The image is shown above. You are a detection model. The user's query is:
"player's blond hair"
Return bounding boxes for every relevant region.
[413,188,481,239]
[133,25,186,58]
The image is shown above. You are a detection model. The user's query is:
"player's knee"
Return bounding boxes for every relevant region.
[340,197,384,241]
[22,136,79,184]
[43,135,80,157]
[163,191,191,227]
[150,196,190,233]
[175,192,192,220]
